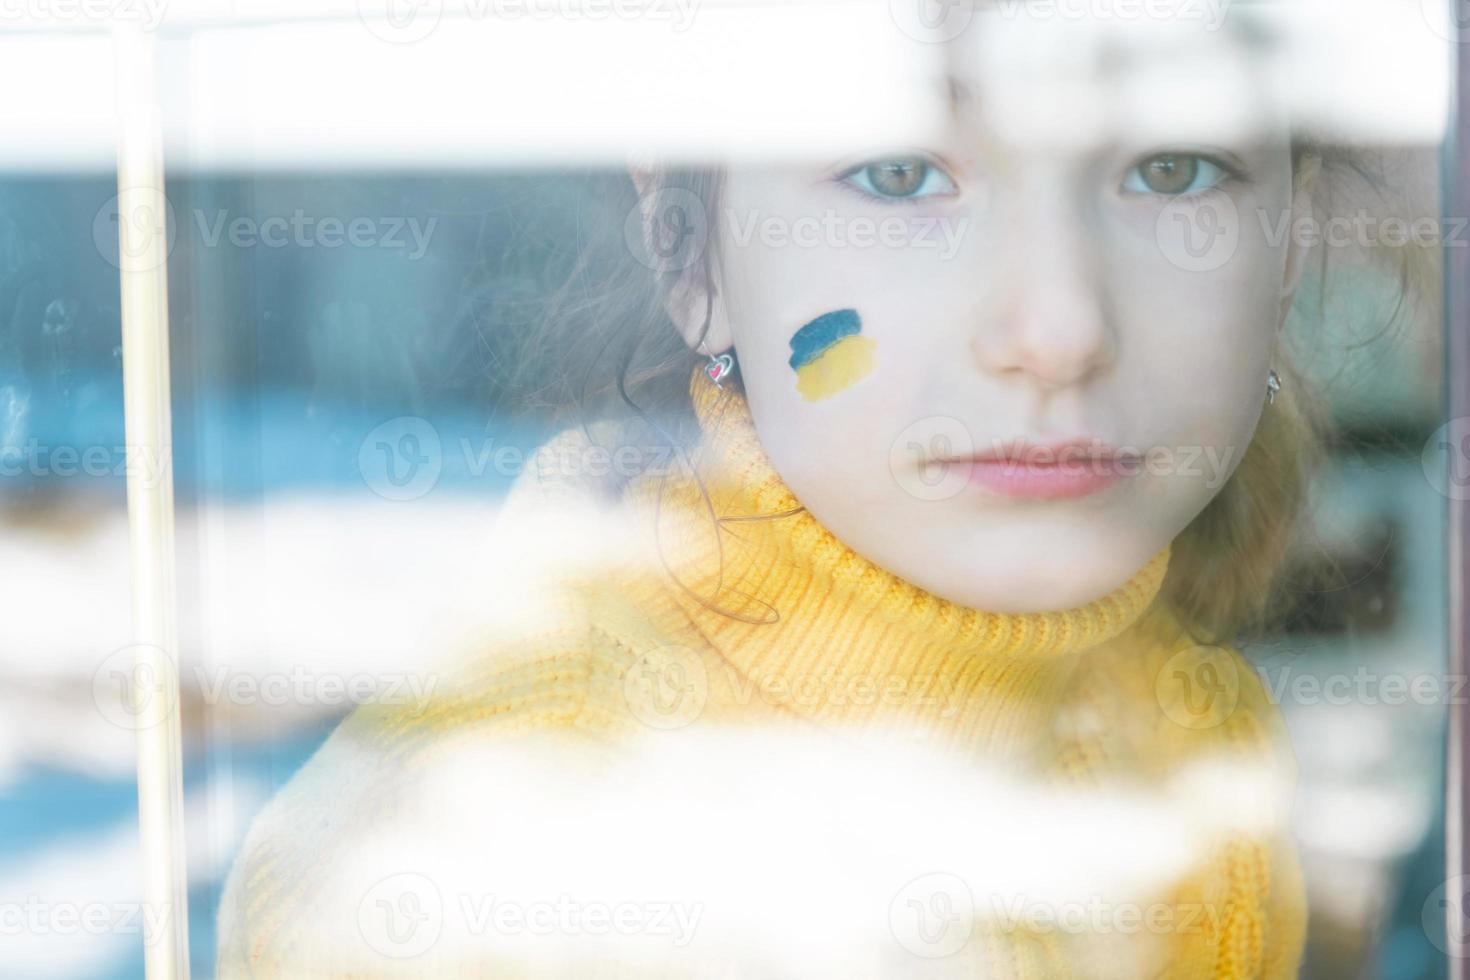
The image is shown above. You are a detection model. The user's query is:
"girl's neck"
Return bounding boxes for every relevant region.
[618,372,1173,751]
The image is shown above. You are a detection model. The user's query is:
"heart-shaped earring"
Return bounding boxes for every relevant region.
[705,352,734,388]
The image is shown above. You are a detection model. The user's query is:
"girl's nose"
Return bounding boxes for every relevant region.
[970,201,1116,390]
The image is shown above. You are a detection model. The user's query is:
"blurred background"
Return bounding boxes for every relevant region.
[0,2,1458,978]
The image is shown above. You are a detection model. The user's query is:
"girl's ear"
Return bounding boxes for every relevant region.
[628,166,735,355]
[1278,152,1322,329]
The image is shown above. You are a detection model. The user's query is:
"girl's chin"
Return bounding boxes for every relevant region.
[913,552,1159,614]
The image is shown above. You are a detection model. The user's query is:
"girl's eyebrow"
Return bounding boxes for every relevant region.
[945,74,977,118]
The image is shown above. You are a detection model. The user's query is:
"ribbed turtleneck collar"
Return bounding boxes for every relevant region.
[620,369,1171,751]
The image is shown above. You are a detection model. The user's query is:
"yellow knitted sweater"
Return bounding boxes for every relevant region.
[217,373,1306,978]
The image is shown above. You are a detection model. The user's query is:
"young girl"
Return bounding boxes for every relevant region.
[218,13,1423,979]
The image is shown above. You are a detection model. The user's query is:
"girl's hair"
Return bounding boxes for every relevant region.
[488,146,1433,646]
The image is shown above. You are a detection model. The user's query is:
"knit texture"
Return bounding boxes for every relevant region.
[216,371,1306,979]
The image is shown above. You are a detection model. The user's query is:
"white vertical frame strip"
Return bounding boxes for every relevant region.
[114,23,192,980]
[1447,21,1468,980]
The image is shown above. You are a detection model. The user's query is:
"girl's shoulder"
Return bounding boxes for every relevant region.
[217,424,699,973]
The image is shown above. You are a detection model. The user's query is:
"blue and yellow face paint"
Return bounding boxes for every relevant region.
[788,309,876,402]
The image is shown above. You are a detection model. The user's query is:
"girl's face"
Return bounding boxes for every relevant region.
[664,26,1314,613]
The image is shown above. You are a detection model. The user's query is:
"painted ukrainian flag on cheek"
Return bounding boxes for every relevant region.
[788,309,877,402]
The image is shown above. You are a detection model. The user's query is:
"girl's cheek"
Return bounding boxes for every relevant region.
[786,308,878,402]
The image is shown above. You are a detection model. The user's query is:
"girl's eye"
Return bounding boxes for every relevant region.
[1123,152,1229,196]
[841,156,957,200]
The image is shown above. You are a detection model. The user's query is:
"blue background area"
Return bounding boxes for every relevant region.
[2,172,569,979]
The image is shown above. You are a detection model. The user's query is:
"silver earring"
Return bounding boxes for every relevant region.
[1266,369,1282,405]
[701,345,734,387]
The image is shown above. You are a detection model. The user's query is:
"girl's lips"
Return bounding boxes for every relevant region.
[941,441,1141,501]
